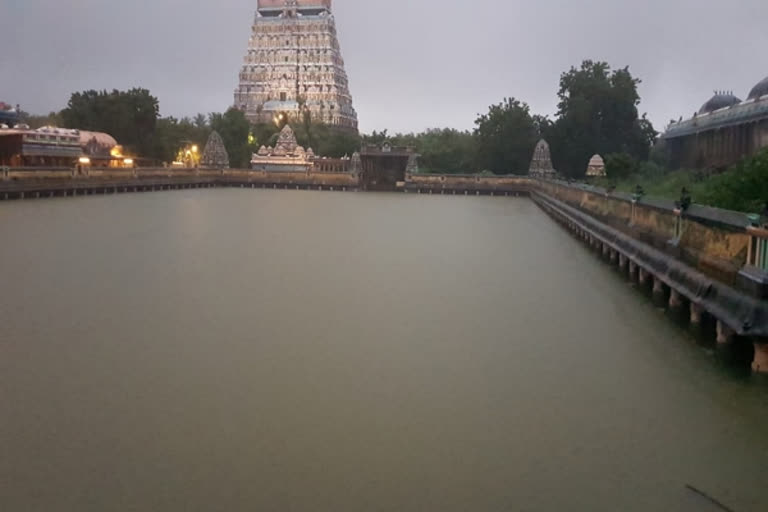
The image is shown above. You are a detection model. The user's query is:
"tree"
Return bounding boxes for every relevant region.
[358,129,476,174]
[415,128,476,174]
[193,113,208,130]
[362,129,389,146]
[604,153,638,180]
[288,104,361,158]
[532,114,554,140]
[250,122,279,150]
[473,97,537,175]
[20,111,63,129]
[151,116,210,163]
[60,89,159,157]
[549,61,657,178]
[209,108,255,168]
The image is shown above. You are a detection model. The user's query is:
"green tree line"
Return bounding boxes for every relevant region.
[24,59,658,175]
[361,60,657,177]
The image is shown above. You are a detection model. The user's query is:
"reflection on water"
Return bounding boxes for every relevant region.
[1,189,767,512]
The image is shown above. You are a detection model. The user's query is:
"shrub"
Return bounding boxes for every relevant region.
[605,153,638,179]
[697,149,768,213]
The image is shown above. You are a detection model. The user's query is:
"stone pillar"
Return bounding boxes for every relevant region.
[652,277,665,299]
[628,261,638,281]
[690,303,704,325]
[669,289,684,310]
[716,320,735,346]
[602,244,610,259]
[753,342,768,373]
[609,249,618,265]
[619,254,628,271]
[638,267,650,286]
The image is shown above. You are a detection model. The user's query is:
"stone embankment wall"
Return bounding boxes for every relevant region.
[537,181,752,286]
[0,167,360,194]
[406,173,532,194]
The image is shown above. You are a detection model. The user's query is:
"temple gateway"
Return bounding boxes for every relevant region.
[234,0,358,132]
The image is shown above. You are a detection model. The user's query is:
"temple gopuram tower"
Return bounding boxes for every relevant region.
[234,0,358,132]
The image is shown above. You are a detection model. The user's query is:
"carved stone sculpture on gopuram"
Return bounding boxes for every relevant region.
[201,131,230,169]
[250,124,316,171]
[234,0,358,133]
[528,139,556,177]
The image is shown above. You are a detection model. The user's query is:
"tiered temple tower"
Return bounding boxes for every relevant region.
[528,139,556,177]
[234,0,358,132]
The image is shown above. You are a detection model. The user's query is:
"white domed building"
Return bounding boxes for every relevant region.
[661,76,768,170]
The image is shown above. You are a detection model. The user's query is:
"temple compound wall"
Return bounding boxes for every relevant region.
[536,181,753,285]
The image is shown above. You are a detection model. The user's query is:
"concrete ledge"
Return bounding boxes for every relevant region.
[533,191,768,337]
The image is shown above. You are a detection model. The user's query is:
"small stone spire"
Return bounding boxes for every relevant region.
[201,131,230,169]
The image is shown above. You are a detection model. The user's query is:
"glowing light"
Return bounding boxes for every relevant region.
[191,145,199,153]
[78,157,91,165]
[110,146,124,158]
[123,158,134,166]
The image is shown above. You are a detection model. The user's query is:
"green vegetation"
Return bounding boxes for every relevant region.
[604,153,639,180]
[473,98,538,175]
[698,151,768,212]
[594,150,768,213]
[361,128,476,174]
[19,110,63,129]
[46,89,359,166]
[547,61,656,178]
[364,60,656,177]
[151,116,210,164]
[38,59,656,176]
[209,109,256,168]
[61,89,159,157]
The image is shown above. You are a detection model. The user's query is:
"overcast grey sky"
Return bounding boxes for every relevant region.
[2,0,767,134]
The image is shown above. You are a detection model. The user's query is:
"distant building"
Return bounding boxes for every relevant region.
[0,126,126,167]
[0,126,80,167]
[661,76,768,169]
[586,154,606,177]
[234,0,358,132]
[0,102,19,128]
[80,131,118,159]
[528,139,557,177]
